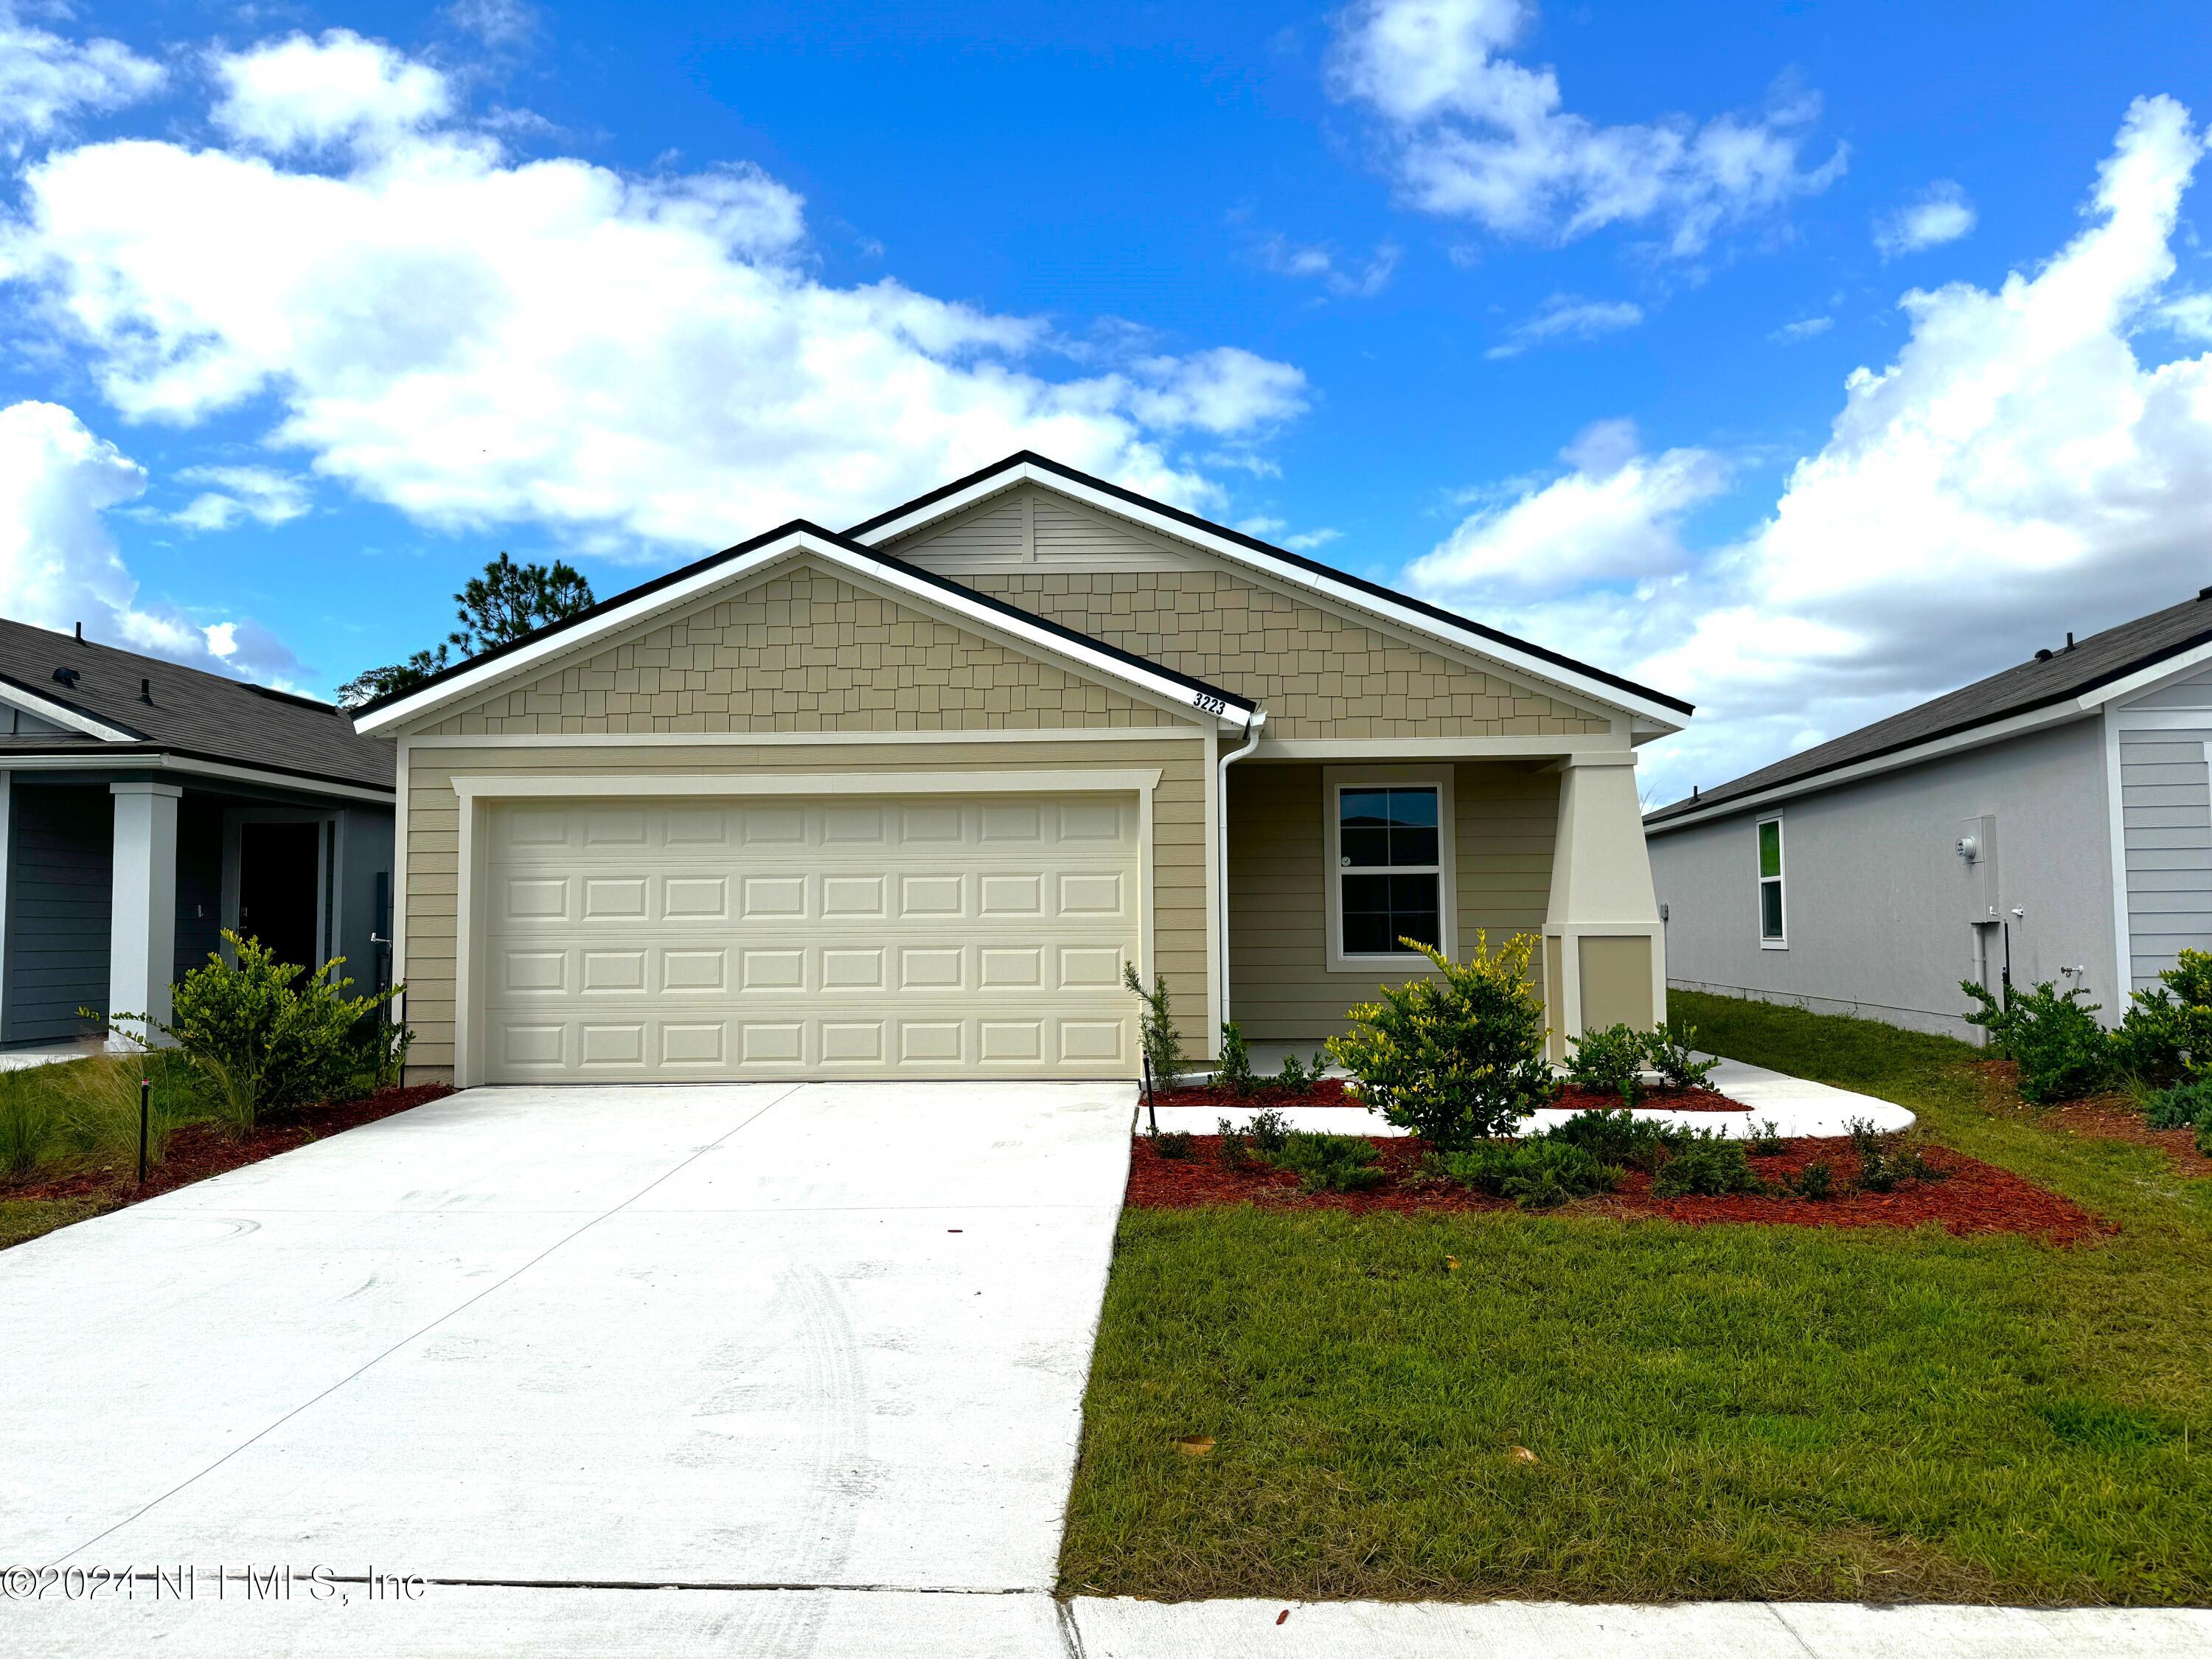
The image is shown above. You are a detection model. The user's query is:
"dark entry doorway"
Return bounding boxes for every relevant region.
[237,821,322,971]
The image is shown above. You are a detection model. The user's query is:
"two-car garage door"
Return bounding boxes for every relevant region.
[478,793,1140,1080]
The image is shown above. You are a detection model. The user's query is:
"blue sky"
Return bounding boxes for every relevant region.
[3,1,2211,804]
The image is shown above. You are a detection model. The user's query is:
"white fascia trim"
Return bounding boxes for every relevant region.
[0,750,394,804]
[1258,734,1630,761]
[849,461,1686,732]
[408,726,1198,748]
[1645,699,2098,836]
[354,528,1257,738]
[448,768,1165,801]
[0,683,140,741]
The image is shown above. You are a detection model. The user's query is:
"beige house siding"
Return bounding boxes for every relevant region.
[400,737,1210,1079]
[422,562,1180,736]
[1226,760,1558,1040]
[957,566,1613,740]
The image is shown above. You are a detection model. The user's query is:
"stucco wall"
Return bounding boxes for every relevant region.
[1647,717,2115,1037]
[1225,760,1557,1041]
[957,566,1612,741]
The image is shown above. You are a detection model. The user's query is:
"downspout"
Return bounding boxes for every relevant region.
[1217,707,1266,1032]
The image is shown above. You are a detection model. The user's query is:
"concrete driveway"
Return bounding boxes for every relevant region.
[1,1082,1132,1655]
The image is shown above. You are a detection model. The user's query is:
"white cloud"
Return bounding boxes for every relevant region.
[1414,97,2212,806]
[1874,179,1976,257]
[0,8,161,147]
[2,32,1306,557]
[170,464,313,530]
[1326,0,1844,256]
[1770,315,1832,342]
[1252,232,1401,298]
[1237,515,1343,552]
[1410,418,1727,594]
[0,400,301,680]
[1285,526,1343,552]
[211,30,455,156]
[1487,293,1644,358]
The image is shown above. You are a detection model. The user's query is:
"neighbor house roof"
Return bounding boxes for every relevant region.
[0,618,394,793]
[846,451,1696,726]
[1646,588,2212,831]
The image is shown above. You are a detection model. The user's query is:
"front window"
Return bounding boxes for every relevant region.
[1338,785,1441,956]
[1757,816,1786,947]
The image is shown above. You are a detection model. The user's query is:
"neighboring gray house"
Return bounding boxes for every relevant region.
[1645,590,2212,1040]
[0,620,396,1053]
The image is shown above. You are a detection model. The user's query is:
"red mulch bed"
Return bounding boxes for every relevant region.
[1127,1133,2110,1243]
[1,1083,454,1206]
[1156,1079,1745,1113]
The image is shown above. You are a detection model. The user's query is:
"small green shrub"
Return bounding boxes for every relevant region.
[1960,978,2110,1103]
[2197,1115,2212,1158]
[1441,1137,1621,1209]
[1843,1117,1947,1191]
[103,931,406,1135]
[1124,963,1186,1085]
[1748,1119,1787,1155]
[1545,1107,1668,1172]
[1327,933,1554,1152]
[1792,1160,1834,1200]
[1651,1133,1763,1198]
[1272,1131,1384,1193]
[1642,1022,1720,1091]
[2144,1075,2212,1130]
[2112,988,2188,1088]
[1150,1129,1195,1160]
[1214,1119,1253,1167]
[1564,1022,1646,1105]
[1242,1107,1293,1156]
[1268,1048,1331,1093]
[1216,1022,1257,1096]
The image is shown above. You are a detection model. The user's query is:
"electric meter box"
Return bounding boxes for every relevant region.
[1958,814,1999,924]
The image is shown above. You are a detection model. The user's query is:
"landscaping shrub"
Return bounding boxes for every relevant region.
[1545,1107,1668,1172]
[1268,1048,1330,1093]
[1748,1119,1787,1155]
[1439,1138,1621,1209]
[2198,1116,2212,1158]
[1214,1119,1253,1167]
[1843,1118,1945,1192]
[1124,964,1186,1085]
[1272,1132,1384,1194]
[1150,1130,1195,1160]
[1564,1022,1646,1105]
[1641,1022,1721,1091]
[1326,933,1554,1150]
[105,931,406,1135]
[2144,1075,2212,1130]
[2112,987,2188,1088]
[1651,1133,1762,1198]
[1960,978,2111,1104]
[1792,1160,1834,1200]
[1242,1107,1293,1156]
[1216,1022,1257,1096]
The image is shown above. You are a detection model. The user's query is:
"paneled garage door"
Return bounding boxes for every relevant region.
[479,793,1141,1080]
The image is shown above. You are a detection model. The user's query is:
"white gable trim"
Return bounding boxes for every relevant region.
[352,528,1257,737]
[0,679,141,742]
[848,461,1685,731]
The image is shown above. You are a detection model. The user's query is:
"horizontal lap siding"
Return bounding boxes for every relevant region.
[402,740,1209,1077]
[1227,762,1557,1041]
[2120,727,2212,985]
[3,785,112,1044]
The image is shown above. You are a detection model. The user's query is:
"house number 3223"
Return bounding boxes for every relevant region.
[1190,692,1227,715]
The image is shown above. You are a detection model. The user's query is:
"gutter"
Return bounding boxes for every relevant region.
[1217,708,1266,1033]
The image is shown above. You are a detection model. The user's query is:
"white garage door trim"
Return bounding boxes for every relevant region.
[449,768,1161,1085]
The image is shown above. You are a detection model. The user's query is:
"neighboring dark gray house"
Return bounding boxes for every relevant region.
[0,619,395,1053]
[1646,590,2212,1040]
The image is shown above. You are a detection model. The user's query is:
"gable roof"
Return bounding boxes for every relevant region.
[0,617,394,793]
[846,451,1695,727]
[352,521,1258,734]
[1646,588,2212,830]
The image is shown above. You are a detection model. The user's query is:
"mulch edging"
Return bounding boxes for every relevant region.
[1,1083,456,1207]
[1157,1079,1746,1114]
[2036,1096,2212,1178]
[1127,1133,2111,1244]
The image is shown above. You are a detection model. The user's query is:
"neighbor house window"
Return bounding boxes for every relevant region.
[1324,770,1455,968]
[1757,815,1786,947]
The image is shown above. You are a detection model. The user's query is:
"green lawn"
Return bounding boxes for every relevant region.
[1059,993,2212,1605]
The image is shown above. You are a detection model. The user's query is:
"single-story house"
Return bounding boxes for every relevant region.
[352,453,1692,1085]
[1645,588,2212,1040]
[0,619,396,1053]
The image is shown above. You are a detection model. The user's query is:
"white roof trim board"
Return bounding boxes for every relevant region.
[354,527,1258,737]
[0,677,142,742]
[849,459,1688,731]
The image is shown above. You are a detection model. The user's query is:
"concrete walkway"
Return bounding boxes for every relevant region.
[1154,1053,1913,1140]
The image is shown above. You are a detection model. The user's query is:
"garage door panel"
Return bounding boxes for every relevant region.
[481,794,1139,1080]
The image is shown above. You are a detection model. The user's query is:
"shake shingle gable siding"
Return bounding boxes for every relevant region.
[0,619,393,790]
[1648,592,2212,823]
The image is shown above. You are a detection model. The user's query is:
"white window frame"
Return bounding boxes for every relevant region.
[1756,813,1787,950]
[1323,765,1456,973]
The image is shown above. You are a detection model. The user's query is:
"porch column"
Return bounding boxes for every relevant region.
[1543,753,1666,1060]
[107,781,182,1051]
